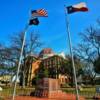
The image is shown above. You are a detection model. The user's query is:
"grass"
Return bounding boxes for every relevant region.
[62,87,99,99]
[0,97,4,100]
[0,85,100,99]
[0,86,35,98]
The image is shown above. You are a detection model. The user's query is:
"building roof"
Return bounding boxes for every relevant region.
[39,48,55,58]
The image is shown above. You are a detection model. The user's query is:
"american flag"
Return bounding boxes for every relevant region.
[31,9,48,17]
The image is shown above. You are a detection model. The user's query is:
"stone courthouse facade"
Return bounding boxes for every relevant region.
[23,48,69,86]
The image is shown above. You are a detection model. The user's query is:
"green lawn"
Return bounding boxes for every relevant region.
[0,86,34,98]
[0,86,100,99]
[62,87,100,99]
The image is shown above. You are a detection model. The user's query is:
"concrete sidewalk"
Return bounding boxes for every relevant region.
[6,94,85,100]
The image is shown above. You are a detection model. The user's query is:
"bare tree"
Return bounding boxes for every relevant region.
[74,19,100,76]
[9,31,42,87]
[0,42,16,79]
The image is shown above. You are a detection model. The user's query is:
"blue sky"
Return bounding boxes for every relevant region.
[0,0,100,54]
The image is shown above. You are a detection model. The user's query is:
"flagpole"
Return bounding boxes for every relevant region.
[12,24,29,100]
[64,6,79,100]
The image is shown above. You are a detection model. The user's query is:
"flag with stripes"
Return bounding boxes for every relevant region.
[31,9,48,17]
[67,2,88,14]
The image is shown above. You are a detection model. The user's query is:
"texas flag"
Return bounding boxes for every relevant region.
[67,2,88,14]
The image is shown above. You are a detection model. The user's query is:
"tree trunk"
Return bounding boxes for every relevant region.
[22,71,25,88]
